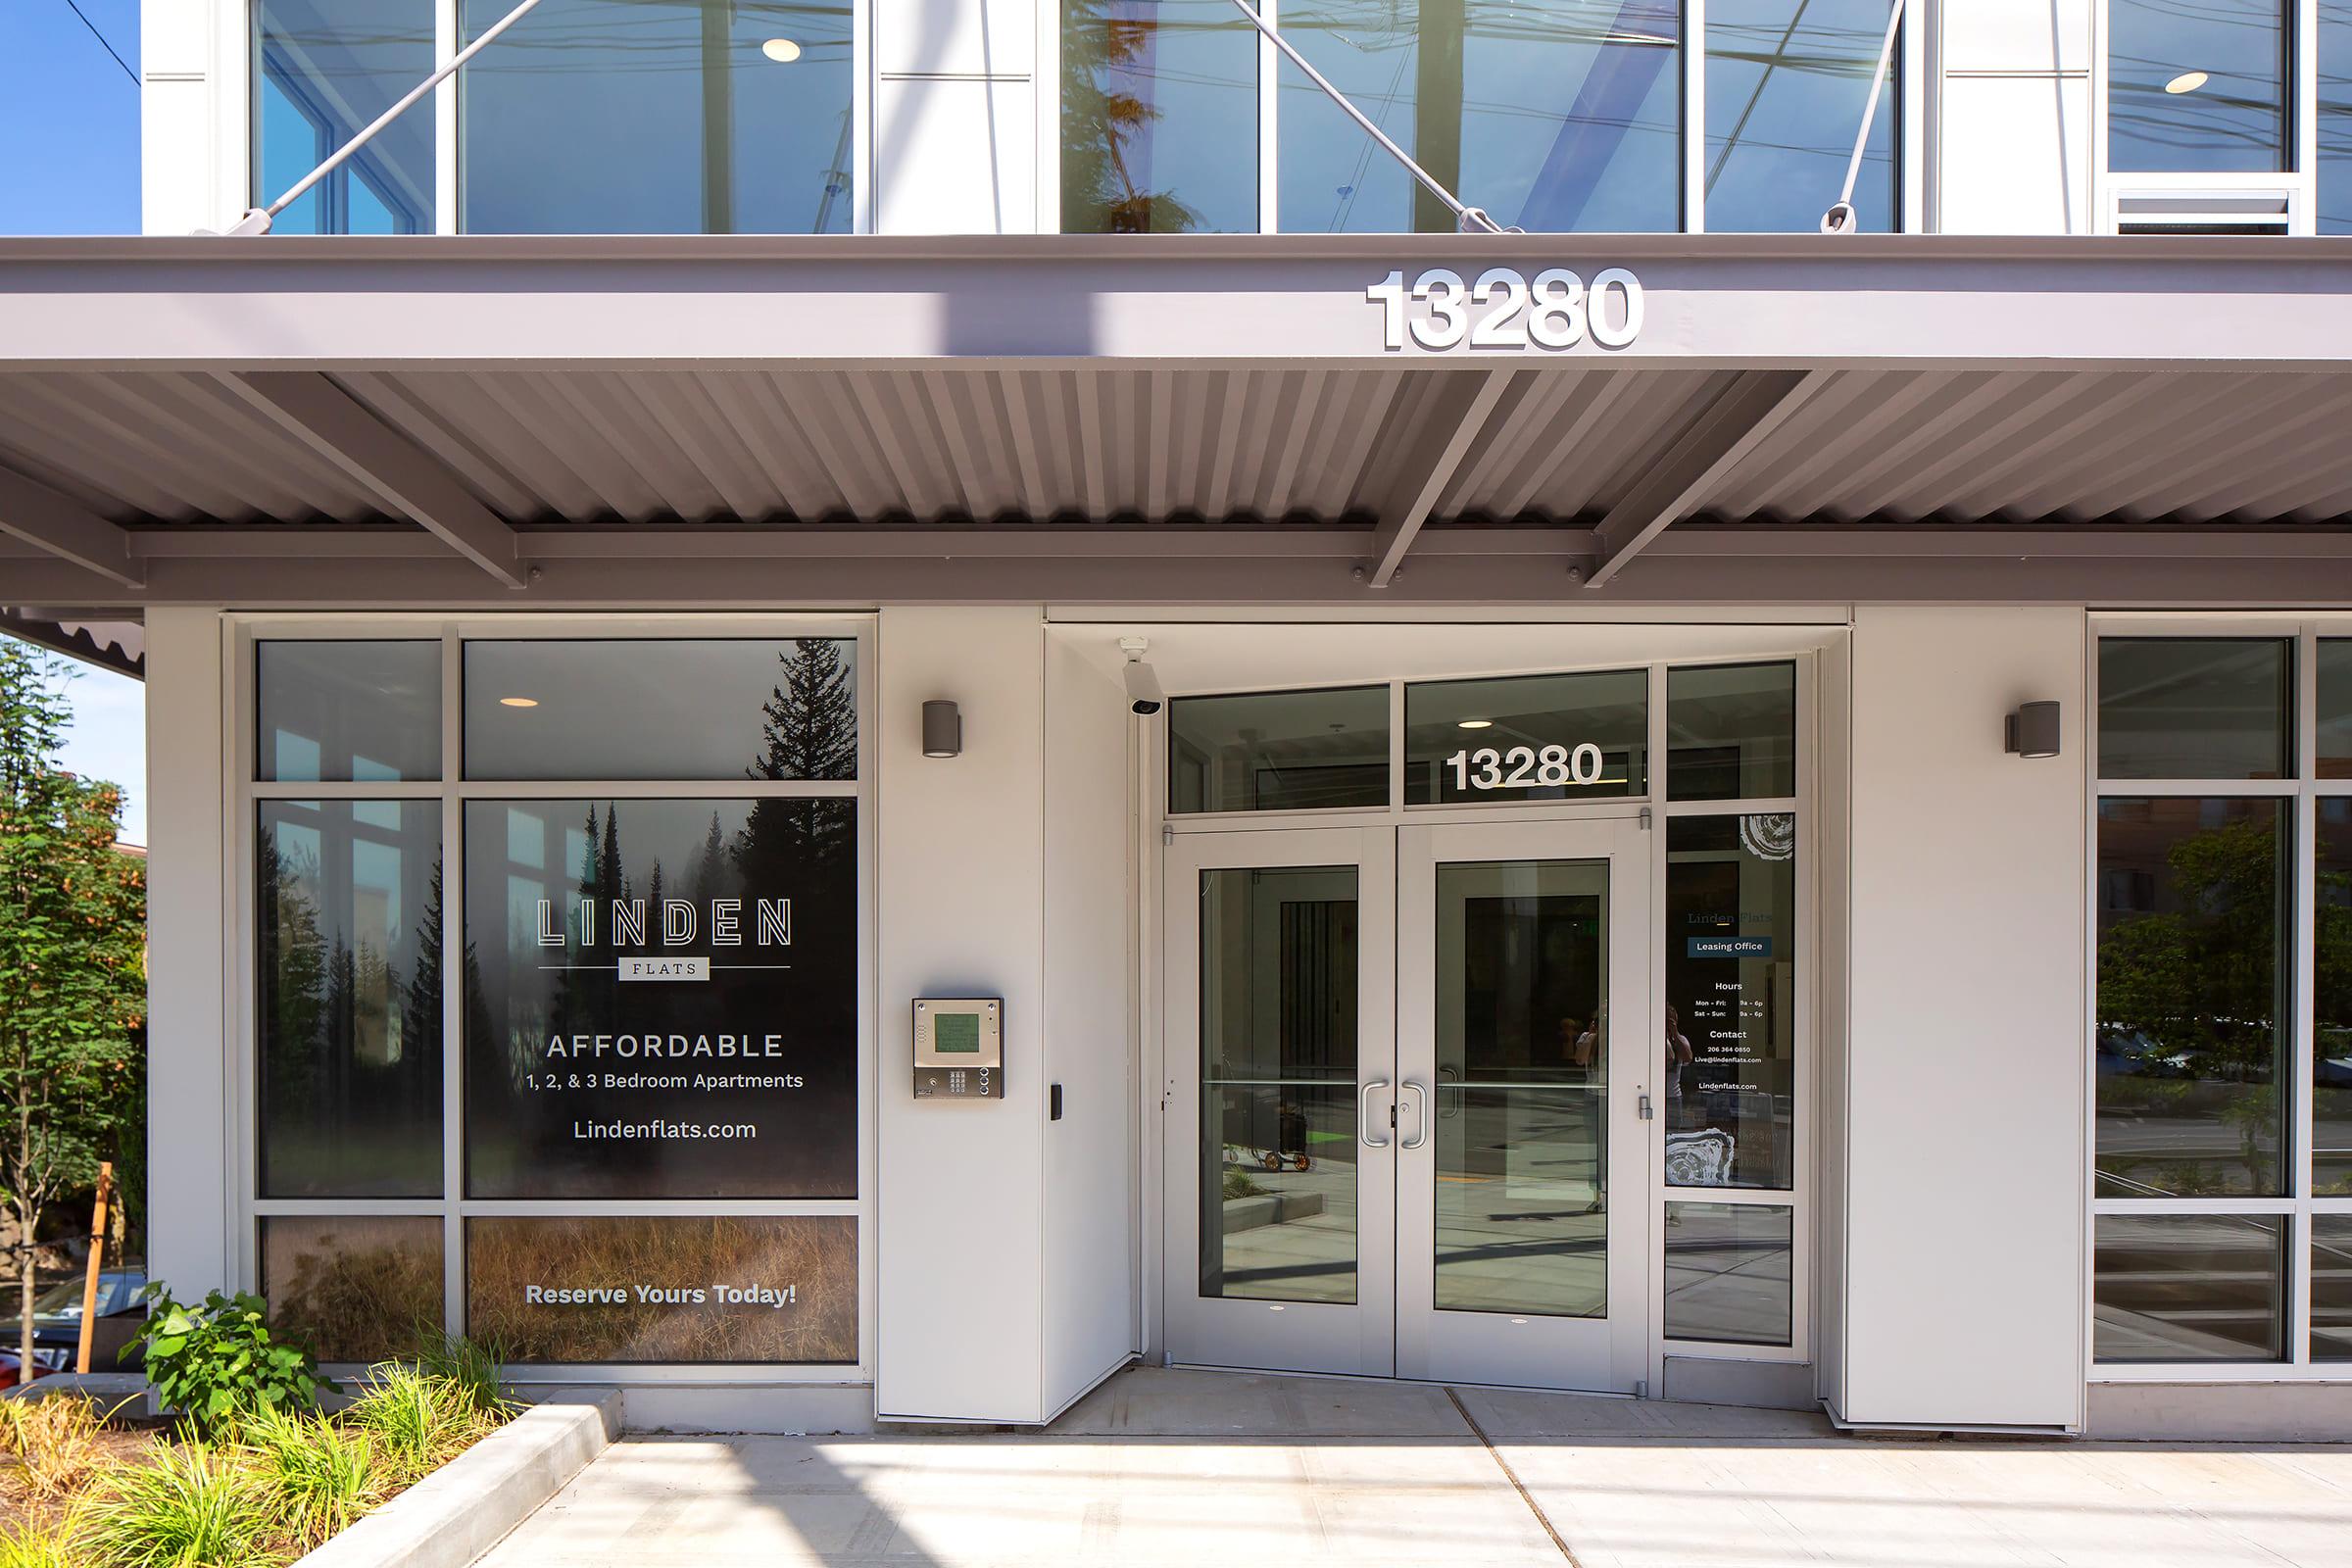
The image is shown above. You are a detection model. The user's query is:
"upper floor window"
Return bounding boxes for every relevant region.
[1061,0,1903,234]
[2108,0,2289,174]
[461,0,854,233]
[2322,4,2352,232]
[254,0,436,234]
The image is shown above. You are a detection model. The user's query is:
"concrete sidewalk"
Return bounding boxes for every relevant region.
[471,1368,2352,1568]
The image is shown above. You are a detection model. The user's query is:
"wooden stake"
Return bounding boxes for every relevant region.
[74,1163,113,1377]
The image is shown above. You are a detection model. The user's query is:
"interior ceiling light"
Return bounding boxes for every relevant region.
[2165,70,2209,94]
[1457,718,1494,729]
[499,697,538,708]
[761,36,802,62]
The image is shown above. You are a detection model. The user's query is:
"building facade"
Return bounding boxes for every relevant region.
[0,0,2348,1438]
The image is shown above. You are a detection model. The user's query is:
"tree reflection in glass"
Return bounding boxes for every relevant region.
[2096,798,2288,1198]
[1062,0,1257,231]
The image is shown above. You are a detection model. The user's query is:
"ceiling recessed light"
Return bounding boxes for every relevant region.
[1457,718,1494,730]
[761,36,802,62]
[499,697,538,709]
[2165,70,2209,94]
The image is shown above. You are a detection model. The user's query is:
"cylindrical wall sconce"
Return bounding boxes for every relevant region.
[921,699,963,759]
[2004,701,2061,759]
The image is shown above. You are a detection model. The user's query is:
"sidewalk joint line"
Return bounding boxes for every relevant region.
[1446,1385,1583,1567]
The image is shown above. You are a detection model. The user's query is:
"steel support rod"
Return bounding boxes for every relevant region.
[1221,0,1509,234]
[221,0,548,234]
[1822,0,1905,233]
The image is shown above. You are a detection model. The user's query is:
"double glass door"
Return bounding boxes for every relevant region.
[1165,816,1652,1392]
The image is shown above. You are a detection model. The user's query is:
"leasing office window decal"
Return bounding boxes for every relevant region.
[464,795,858,1200]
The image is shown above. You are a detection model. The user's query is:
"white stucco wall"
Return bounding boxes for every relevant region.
[1835,605,2087,1429]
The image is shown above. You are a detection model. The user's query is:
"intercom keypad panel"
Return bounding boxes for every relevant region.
[912,998,1004,1099]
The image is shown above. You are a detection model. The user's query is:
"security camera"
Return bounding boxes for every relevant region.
[1124,660,1164,716]
[1119,637,1162,715]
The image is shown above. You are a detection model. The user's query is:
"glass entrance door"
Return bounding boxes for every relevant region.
[1164,817,1649,1391]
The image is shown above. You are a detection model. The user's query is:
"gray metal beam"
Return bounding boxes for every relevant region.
[218,372,528,588]
[1364,369,1527,587]
[1584,369,1827,588]
[0,466,142,588]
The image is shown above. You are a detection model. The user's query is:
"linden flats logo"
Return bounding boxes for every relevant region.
[537,896,793,983]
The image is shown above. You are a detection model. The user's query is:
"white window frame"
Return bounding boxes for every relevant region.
[1152,648,1819,1389]
[2090,0,2320,235]
[2086,613,2352,1384]
[233,0,875,235]
[230,612,878,1387]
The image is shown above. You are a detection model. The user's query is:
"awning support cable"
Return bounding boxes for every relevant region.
[210,0,548,236]
[1821,0,1905,234]
[1221,0,1516,236]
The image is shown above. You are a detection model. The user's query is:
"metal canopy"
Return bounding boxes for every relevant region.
[2,233,2351,614]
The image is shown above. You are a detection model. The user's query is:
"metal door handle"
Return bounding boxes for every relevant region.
[1400,1080,1429,1150]
[1359,1079,1393,1149]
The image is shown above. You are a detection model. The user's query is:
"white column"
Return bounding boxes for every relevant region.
[1936,0,2092,233]
[143,610,234,1302]
[1836,605,2087,1429]
[872,0,1040,232]
[141,0,225,234]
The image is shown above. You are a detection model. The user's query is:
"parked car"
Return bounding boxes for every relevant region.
[0,1270,149,1385]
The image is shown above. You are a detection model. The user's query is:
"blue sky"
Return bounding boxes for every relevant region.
[4,4,146,839]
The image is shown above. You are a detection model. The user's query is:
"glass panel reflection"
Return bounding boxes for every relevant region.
[1405,669,1645,805]
[2321,641,2352,778]
[2108,0,2287,174]
[2325,9,2352,234]
[1169,686,1390,812]
[2093,1213,2285,1362]
[2319,799,2352,1194]
[1200,866,1359,1304]
[2098,639,2292,781]
[461,0,856,234]
[1277,0,1679,233]
[465,639,856,782]
[258,642,440,783]
[1663,1202,1790,1346]
[1667,661,1795,802]
[1663,815,1796,1190]
[467,1215,858,1363]
[258,802,443,1198]
[1704,0,1894,233]
[2096,798,2287,1198]
[261,1215,444,1364]
[1433,859,1606,1318]
[1062,0,1257,232]
[464,797,859,1200]
[255,0,435,235]
[2317,1217,2352,1360]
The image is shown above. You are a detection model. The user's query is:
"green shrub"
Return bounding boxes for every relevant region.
[126,1286,319,1438]
[235,1402,384,1552]
[0,1518,81,1568]
[342,1364,484,1486]
[77,1443,283,1568]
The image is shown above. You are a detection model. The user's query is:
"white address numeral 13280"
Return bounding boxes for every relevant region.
[1365,268,1643,353]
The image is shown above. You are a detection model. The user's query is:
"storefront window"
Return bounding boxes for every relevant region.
[1666,661,1794,802]
[1274,0,1681,233]
[2107,0,2289,174]
[1403,669,1646,805]
[1662,1202,1791,1346]
[261,1215,444,1363]
[460,0,855,234]
[2317,1216,2352,1359]
[2322,640,2352,778]
[464,797,858,1199]
[2094,1213,2286,1362]
[2095,797,2287,1199]
[2320,798,2352,1195]
[2098,638,2292,781]
[254,0,435,234]
[1703,0,1895,233]
[1062,0,1257,232]
[466,1216,857,1363]
[1169,686,1390,812]
[2325,9,2352,234]
[258,641,440,783]
[464,638,857,781]
[1662,814,1796,1191]
[257,801,444,1199]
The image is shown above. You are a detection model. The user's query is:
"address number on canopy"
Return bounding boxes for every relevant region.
[1367,267,1643,353]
